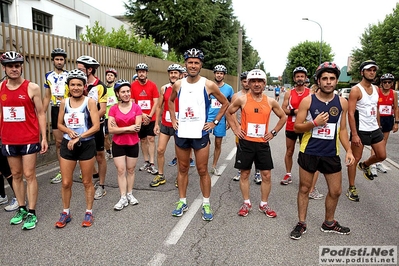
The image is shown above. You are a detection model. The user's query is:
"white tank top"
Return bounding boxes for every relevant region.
[177,77,207,138]
[356,83,379,131]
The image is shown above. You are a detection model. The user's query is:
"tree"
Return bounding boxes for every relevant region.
[286,41,333,81]
[350,3,399,81]
[125,0,218,55]
[80,21,164,59]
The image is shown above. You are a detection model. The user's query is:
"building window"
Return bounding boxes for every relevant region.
[76,26,83,40]
[0,0,10,23]
[32,9,52,33]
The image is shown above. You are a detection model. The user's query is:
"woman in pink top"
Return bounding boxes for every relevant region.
[108,80,142,210]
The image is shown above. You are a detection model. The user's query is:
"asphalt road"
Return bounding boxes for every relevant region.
[1,91,398,266]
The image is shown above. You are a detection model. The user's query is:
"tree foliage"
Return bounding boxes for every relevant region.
[124,0,262,75]
[80,21,164,59]
[350,3,399,81]
[285,41,333,82]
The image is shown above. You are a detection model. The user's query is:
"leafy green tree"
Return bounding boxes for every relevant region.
[80,21,164,59]
[125,0,218,55]
[350,3,399,81]
[286,41,333,81]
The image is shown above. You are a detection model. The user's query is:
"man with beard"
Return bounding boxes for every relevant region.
[43,48,68,184]
[151,64,182,187]
[281,66,311,185]
[104,68,118,160]
[168,48,228,221]
[208,65,234,176]
[0,51,48,229]
[290,62,354,240]
[131,63,159,175]
[346,60,386,202]
[226,69,286,218]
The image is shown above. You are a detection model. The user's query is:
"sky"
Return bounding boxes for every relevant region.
[82,0,399,77]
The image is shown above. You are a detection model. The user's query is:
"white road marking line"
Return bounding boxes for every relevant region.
[226,146,237,161]
[147,253,167,266]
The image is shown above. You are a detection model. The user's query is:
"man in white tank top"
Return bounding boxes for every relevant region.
[346,60,386,202]
[168,48,228,221]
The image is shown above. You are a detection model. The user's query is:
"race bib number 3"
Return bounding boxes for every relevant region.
[3,106,25,122]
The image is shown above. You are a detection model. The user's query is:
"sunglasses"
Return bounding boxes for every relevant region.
[382,81,393,84]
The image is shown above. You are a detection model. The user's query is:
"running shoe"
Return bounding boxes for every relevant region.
[114,197,129,211]
[168,157,177,167]
[320,220,350,235]
[370,165,378,178]
[202,204,213,221]
[0,195,8,205]
[94,185,106,200]
[211,167,221,176]
[254,171,261,184]
[22,213,37,230]
[51,172,62,184]
[290,222,307,240]
[190,158,195,167]
[376,163,387,173]
[358,161,374,180]
[105,152,113,160]
[172,201,188,217]
[150,174,166,187]
[309,187,324,200]
[139,162,151,171]
[82,212,94,227]
[280,174,292,185]
[259,204,277,218]
[4,197,18,212]
[237,202,252,217]
[232,170,240,181]
[147,164,158,175]
[55,212,71,228]
[346,186,359,202]
[127,193,139,205]
[10,208,28,225]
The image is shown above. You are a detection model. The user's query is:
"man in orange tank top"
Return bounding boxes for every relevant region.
[0,51,48,230]
[226,69,286,218]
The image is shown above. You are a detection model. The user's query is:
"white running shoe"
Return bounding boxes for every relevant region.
[114,197,128,211]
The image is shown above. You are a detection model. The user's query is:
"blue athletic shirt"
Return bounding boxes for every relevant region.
[300,94,342,156]
[207,83,233,123]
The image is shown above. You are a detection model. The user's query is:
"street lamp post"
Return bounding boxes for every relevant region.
[302,18,323,65]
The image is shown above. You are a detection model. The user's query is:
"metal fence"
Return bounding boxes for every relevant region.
[0,22,238,140]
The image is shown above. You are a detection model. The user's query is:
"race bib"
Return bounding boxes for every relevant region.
[247,122,266,138]
[379,105,392,115]
[138,100,151,110]
[311,123,336,140]
[369,106,377,118]
[52,85,65,97]
[165,111,178,122]
[64,112,85,128]
[2,106,25,122]
[107,96,117,106]
[211,98,222,109]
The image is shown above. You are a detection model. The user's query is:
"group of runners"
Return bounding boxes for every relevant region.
[0,49,395,241]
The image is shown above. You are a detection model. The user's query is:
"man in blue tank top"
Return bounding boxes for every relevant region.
[290,62,355,240]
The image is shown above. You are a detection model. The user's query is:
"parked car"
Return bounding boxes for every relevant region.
[339,88,351,100]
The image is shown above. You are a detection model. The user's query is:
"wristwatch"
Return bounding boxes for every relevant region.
[271,130,277,137]
[213,119,219,125]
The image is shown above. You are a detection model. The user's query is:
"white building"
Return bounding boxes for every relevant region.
[0,0,130,39]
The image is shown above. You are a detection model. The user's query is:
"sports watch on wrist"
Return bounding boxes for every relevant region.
[271,130,277,137]
[213,119,219,125]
